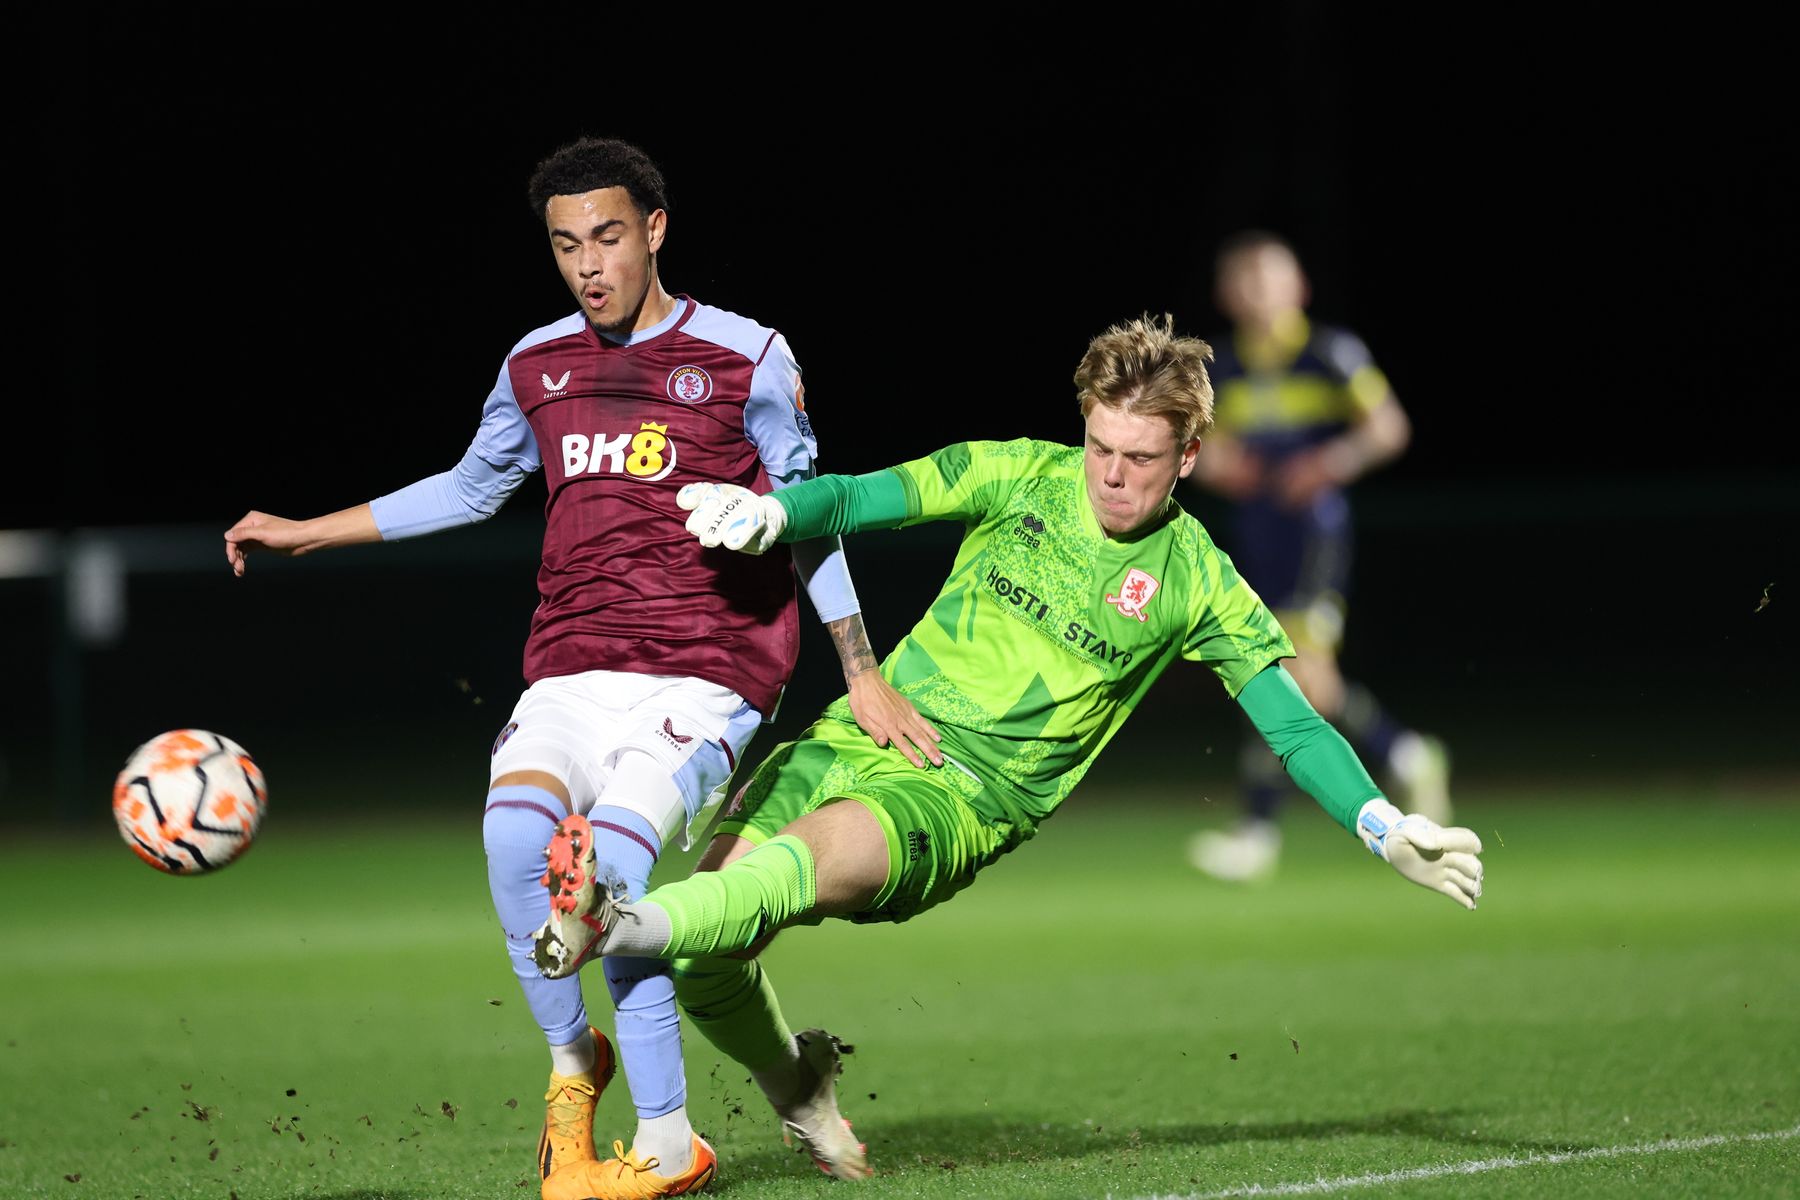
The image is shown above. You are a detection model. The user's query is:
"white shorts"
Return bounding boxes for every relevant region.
[488,670,765,850]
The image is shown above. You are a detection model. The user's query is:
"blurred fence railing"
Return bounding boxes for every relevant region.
[4,472,1795,821]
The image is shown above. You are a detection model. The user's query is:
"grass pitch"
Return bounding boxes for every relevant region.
[1,783,1795,1198]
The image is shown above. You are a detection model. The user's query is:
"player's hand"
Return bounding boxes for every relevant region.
[845,671,943,768]
[223,511,305,577]
[1356,799,1484,910]
[677,482,787,554]
[1196,438,1264,500]
[1273,449,1337,509]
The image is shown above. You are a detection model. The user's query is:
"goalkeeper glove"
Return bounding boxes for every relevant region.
[1356,798,1484,910]
[676,481,787,554]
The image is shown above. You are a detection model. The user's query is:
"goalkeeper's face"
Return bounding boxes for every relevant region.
[1082,407,1199,537]
[544,187,666,334]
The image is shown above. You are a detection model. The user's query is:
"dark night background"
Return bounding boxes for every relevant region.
[6,8,1795,818]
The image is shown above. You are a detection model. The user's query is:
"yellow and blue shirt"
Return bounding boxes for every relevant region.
[1206,312,1392,609]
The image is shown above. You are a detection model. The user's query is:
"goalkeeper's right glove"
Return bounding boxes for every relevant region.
[1356,798,1484,910]
[676,481,787,554]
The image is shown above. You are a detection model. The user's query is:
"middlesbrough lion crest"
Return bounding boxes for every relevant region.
[1105,567,1160,622]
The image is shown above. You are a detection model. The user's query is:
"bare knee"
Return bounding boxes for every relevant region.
[781,799,890,915]
[695,832,756,874]
[491,770,574,814]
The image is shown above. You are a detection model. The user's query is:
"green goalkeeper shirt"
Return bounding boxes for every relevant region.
[773,438,1379,840]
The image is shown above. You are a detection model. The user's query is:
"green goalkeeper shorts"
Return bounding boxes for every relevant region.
[713,710,1019,925]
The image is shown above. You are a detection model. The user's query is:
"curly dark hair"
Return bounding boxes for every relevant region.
[527,137,669,220]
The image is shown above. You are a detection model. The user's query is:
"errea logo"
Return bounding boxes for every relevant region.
[562,422,677,481]
[541,370,572,397]
[1012,513,1046,548]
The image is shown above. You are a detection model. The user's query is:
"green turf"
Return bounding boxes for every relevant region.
[2,784,1796,1198]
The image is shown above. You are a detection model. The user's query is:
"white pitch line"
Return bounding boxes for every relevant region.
[1119,1124,1800,1200]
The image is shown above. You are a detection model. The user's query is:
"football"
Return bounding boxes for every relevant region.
[112,729,268,874]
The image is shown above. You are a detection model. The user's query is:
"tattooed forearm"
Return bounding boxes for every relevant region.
[826,615,881,680]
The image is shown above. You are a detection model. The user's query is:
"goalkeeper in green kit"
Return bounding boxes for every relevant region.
[530,313,1485,1183]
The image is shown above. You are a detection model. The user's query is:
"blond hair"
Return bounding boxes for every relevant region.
[1074,313,1214,443]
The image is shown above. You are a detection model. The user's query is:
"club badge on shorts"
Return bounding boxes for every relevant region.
[1106,567,1160,622]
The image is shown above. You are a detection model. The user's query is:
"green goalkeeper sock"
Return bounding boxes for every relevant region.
[604,834,817,959]
[673,955,798,1084]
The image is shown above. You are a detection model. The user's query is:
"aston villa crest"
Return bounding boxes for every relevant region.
[667,365,713,404]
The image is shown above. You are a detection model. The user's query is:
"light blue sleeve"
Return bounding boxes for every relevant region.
[747,334,858,622]
[369,356,540,540]
[787,531,860,622]
[744,333,817,476]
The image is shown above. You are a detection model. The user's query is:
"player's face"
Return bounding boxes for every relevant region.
[1083,406,1199,537]
[1217,245,1306,327]
[545,187,667,333]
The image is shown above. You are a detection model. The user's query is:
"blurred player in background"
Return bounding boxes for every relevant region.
[527,314,1485,1181]
[1185,230,1451,883]
[224,136,938,1200]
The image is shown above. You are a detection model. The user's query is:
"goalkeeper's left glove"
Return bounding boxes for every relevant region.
[1356,798,1484,910]
[676,481,787,554]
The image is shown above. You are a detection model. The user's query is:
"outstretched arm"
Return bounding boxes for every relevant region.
[225,393,533,576]
[223,504,381,577]
[222,447,528,577]
[677,469,911,552]
[1236,663,1484,909]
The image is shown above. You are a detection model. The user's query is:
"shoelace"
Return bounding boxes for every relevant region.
[544,1080,594,1139]
[608,1139,661,1176]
